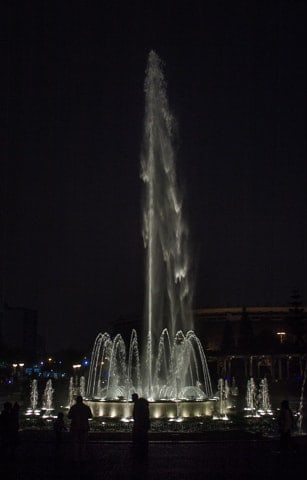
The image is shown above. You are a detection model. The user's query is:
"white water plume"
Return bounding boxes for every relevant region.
[86,51,212,403]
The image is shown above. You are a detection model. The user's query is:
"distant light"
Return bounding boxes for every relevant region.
[276,332,286,344]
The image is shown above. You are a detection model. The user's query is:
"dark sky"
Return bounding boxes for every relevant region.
[3,0,307,352]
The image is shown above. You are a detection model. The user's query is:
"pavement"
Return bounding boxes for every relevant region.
[2,429,307,480]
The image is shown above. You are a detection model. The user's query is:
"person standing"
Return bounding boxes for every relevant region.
[67,395,92,462]
[277,399,298,454]
[132,394,150,454]
[130,393,150,480]
[0,401,20,459]
[53,411,67,451]
[131,392,139,437]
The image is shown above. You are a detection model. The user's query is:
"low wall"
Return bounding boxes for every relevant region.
[86,400,215,419]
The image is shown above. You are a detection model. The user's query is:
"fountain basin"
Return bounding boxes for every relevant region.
[86,399,215,419]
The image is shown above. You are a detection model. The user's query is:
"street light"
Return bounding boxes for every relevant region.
[277,332,286,344]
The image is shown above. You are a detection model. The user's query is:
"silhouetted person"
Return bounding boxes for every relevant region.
[131,393,139,441]
[132,393,139,413]
[132,394,150,453]
[67,395,92,462]
[0,401,20,459]
[277,399,298,454]
[131,394,150,479]
[53,411,67,450]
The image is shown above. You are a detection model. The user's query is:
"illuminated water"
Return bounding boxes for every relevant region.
[245,378,272,417]
[41,379,54,415]
[30,378,38,412]
[297,367,307,434]
[67,377,74,407]
[258,378,272,414]
[80,376,86,397]
[87,329,212,402]
[86,51,212,407]
[214,378,228,419]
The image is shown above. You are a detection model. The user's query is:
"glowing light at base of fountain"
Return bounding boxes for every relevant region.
[212,415,229,421]
[86,399,215,419]
[25,408,41,416]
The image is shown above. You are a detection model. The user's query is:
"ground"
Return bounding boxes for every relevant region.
[2,429,307,480]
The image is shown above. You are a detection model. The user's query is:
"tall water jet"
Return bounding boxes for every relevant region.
[141,51,193,339]
[68,377,75,408]
[297,367,307,434]
[86,51,213,412]
[30,378,38,412]
[214,379,228,419]
[258,378,272,415]
[245,378,257,416]
[141,50,195,398]
[42,379,54,416]
[25,378,40,416]
[80,376,86,398]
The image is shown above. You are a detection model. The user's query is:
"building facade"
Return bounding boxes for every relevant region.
[194,305,307,381]
[194,305,307,351]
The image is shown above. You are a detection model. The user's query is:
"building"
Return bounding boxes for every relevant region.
[194,305,307,381]
[194,305,307,351]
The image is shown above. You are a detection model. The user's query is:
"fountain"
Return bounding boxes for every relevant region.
[296,367,307,434]
[30,379,38,412]
[244,378,258,417]
[79,376,86,398]
[230,377,239,397]
[41,379,55,417]
[244,377,272,417]
[67,376,75,408]
[257,378,272,415]
[86,51,213,419]
[212,379,229,420]
[25,378,41,416]
[67,374,86,402]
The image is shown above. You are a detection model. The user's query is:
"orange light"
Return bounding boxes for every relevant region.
[277,332,286,343]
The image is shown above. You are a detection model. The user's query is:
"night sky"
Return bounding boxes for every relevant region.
[3,1,307,352]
